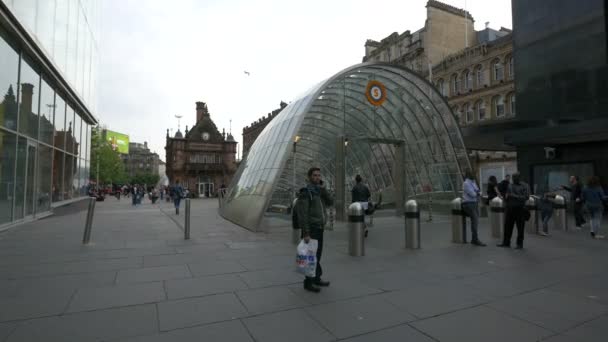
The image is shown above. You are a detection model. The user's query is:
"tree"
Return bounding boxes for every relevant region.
[90,127,128,185]
[131,173,160,186]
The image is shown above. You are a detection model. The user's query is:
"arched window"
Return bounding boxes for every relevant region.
[451,74,460,95]
[437,79,446,96]
[463,70,472,90]
[509,93,516,115]
[475,65,484,88]
[493,95,505,117]
[476,100,486,120]
[507,55,514,78]
[493,59,504,82]
[464,103,474,123]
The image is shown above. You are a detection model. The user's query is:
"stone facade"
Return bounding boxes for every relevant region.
[165,102,237,197]
[121,142,160,180]
[242,101,287,159]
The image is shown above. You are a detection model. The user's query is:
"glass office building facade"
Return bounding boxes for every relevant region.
[221,63,470,231]
[0,0,98,227]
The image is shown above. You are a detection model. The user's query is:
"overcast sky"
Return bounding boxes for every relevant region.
[98,0,512,161]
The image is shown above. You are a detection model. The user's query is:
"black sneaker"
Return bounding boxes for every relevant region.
[515,245,524,250]
[496,243,510,248]
[304,283,321,293]
[471,240,486,247]
[314,279,330,287]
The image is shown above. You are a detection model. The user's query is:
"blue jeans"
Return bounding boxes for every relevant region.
[462,202,479,242]
[174,198,181,209]
[588,206,603,234]
[541,209,552,233]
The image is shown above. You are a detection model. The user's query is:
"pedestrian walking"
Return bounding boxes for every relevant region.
[295,167,334,293]
[498,172,530,249]
[539,192,555,236]
[487,175,501,203]
[462,171,486,246]
[351,175,372,237]
[173,180,184,215]
[562,176,586,229]
[582,176,608,239]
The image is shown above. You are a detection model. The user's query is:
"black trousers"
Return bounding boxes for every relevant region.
[503,206,526,247]
[574,202,586,227]
[303,225,324,283]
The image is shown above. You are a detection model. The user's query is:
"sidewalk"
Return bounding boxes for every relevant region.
[0,197,607,342]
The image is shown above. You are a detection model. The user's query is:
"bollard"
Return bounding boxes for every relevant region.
[184,198,191,240]
[82,197,96,244]
[552,195,568,231]
[451,198,466,243]
[348,202,365,256]
[525,196,539,234]
[405,200,421,249]
[490,197,505,239]
[291,198,301,244]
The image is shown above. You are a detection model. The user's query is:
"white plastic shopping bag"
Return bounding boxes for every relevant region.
[296,239,318,277]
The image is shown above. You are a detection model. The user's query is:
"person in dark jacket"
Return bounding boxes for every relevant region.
[562,176,586,229]
[497,174,510,198]
[296,167,334,293]
[498,172,530,249]
[351,175,372,237]
[487,175,501,202]
[582,176,608,239]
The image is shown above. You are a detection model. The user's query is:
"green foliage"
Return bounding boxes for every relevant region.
[90,127,128,184]
[131,173,160,186]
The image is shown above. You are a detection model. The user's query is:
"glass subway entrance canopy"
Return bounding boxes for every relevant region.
[221,63,470,231]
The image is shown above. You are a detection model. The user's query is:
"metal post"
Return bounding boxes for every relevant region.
[427,192,433,222]
[525,196,539,234]
[490,197,505,239]
[552,195,568,231]
[348,202,365,256]
[405,200,420,249]
[82,197,96,244]
[451,198,466,243]
[292,198,301,244]
[184,198,191,240]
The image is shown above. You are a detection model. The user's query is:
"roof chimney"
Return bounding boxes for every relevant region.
[485,21,490,29]
[196,101,208,122]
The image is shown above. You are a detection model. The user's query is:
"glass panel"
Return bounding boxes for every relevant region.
[66,0,79,84]
[64,154,75,200]
[0,30,19,131]
[54,0,69,72]
[25,143,36,216]
[54,95,66,150]
[39,78,55,145]
[52,149,64,201]
[18,58,40,139]
[36,0,57,56]
[0,129,16,224]
[14,136,27,220]
[65,106,75,154]
[37,144,52,213]
[73,113,81,158]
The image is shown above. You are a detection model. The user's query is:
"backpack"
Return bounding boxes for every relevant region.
[292,188,313,229]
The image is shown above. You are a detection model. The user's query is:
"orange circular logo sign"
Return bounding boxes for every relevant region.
[365,80,387,106]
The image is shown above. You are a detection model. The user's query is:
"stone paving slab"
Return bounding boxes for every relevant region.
[237,268,303,289]
[304,295,416,339]
[543,314,608,342]
[165,273,249,300]
[113,320,254,342]
[242,308,335,342]
[0,271,117,299]
[0,322,16,342]
[115,264,191,284]
[411,306,553,342]
[287,277,383,305]
[5,304,158,342]
[236,286,309,315]
[157,293,249,331]
[187,260,247,277]
[338,323,436,342]
[0,287,74,322]
[66,281,166,313]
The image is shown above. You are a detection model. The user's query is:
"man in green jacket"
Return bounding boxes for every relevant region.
[296,167,334,293]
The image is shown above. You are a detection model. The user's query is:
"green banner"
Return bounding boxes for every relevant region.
[105,130,129,154]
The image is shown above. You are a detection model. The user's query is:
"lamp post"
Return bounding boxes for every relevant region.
[293,135,300,199]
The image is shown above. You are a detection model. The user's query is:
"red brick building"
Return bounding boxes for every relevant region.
[165,102,237,197]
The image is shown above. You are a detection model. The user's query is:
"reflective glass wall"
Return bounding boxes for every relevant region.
[0,22,92,226]
[2,0,100,113]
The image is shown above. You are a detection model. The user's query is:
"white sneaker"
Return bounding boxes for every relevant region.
[595,235,605,239]
[575,226,582,231]
[539,232,549,237]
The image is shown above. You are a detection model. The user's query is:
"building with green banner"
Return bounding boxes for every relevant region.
[103,130,130,154]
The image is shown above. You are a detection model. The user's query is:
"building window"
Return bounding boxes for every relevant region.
[463,70,472,90]
[476,100,486,120]
[451,74,460,95]
[452,105,461,123]
[475,65,484,88]
[493,59,504,82]
[464,103,473,123]
[493,95,505,117]
[437,79,446,96]
[507,55,514,78]
[509,93,516,115]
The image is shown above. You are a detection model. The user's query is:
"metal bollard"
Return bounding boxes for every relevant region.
[451,198,466,243]
[525,196,539,234]
[552,195,568,231]
[82,197,96,244]
[184,198,191,240]
[292,198,301,244]
[405,200,420,249]
[490,197,505,239]
[348,202,365,256]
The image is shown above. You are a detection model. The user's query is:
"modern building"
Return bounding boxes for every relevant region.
[122,141,160,180]
[222,63,469,231]
[165,102,238,197]
[242,101,287,159]
[507,0,608,192]
[1,1,99,228]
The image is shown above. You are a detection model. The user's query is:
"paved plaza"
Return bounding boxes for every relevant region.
[0,198,607,342]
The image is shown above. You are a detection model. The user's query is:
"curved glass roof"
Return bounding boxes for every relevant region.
[221,63,470,231]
